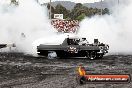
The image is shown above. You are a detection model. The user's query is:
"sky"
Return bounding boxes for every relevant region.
[39,0,103,4]
[0,0,103,5]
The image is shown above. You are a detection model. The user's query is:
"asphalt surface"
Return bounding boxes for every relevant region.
[0,52,132,88]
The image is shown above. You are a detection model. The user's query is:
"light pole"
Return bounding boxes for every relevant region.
[49,0,52,19]
[118,0,119,5]
[101,0,102,15]
[117,0,120,14]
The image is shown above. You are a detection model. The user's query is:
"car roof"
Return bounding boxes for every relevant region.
[68,37,85,39]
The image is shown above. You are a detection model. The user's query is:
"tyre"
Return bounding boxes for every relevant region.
[87,51,97,60]
[47,51,57,59]
[97,53,103,59]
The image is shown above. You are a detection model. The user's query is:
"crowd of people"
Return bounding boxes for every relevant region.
[51,19,79,33]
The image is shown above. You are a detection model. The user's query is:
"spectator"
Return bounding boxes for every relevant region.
[51,19,79,33]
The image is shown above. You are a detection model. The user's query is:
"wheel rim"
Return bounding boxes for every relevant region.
[48,53,52,59]
[47,51,57,59]
[87,51,96,59]
[99,54,103,58]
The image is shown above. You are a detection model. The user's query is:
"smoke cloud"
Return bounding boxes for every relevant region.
[0,0,132,55]
[78,0,132,54]
[0,0,59,54]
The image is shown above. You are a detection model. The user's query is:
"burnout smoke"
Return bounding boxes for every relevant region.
[0,0,132,55]
[0,0,58,54]
[78,0,132,54]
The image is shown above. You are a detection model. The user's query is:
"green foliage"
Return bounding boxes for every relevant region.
[9,0,110,20]
[47,3,55,13]
[50,3,110,20]
[103,8,110,15]
[54,4,70,19]
[70,3,85,20]
[76,13,86,21]
[10,0,19,6]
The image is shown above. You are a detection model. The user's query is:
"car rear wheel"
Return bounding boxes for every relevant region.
[87,51,97,59]
[97,53,103,59]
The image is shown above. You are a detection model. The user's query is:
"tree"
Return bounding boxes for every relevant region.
[47,2,110,20]
[47,4,55,19]
[103,8,110,15]
[54,4,70,19]
[10,0,19,6]
[74,3,83,9]
[70,3,84,20]
[76,13,86,21]
[47,3,55,13]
